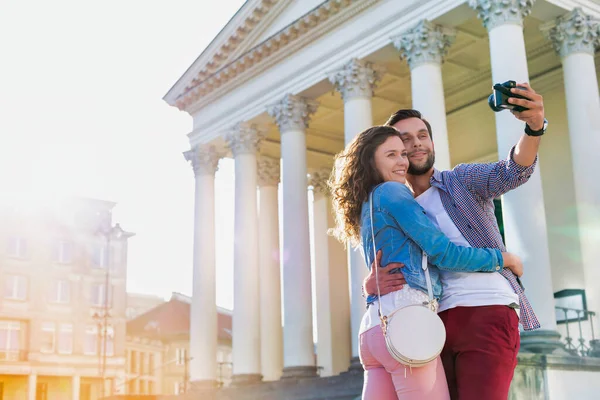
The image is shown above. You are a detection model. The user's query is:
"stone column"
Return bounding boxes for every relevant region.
[329,58,383,362]
[392,19,456,170]
[268,94,318,378]
[469,0,562,352]
[309,168,351,377]
[226,122,263,384]
[183,144,220,385]
[28,374,36,400]
[257,155,283,381]
[542,8,600,327]
[72,375,80,400]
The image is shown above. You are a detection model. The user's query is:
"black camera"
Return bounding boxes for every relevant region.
[488,80,528,112]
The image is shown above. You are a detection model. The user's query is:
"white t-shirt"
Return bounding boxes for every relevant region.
[414,186,518,313]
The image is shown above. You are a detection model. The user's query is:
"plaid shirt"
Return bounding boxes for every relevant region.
[431,147,541,331]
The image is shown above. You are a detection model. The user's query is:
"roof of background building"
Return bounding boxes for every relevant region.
[126,294,232,341]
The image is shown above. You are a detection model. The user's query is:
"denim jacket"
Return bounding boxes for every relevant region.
[361,181,504,303]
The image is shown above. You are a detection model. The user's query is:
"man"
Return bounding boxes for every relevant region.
[362,82,546,400]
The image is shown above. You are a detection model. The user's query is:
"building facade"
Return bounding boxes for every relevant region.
[125,293,232,397]
[164,0,600,398]
[0,198,133,400]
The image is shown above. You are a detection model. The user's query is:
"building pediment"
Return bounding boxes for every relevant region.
[164,0,374,113]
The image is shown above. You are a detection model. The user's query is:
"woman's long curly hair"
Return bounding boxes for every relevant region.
[328,125,403,247]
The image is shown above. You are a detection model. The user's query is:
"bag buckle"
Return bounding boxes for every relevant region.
[380,315,389,335]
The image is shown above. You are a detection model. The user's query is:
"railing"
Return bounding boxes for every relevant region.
[555,306,600,357]
[0,349,28,361]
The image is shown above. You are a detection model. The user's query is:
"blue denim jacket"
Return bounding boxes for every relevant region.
[361,181,504,303]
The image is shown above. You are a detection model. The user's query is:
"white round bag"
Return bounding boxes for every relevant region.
[369,192,447,367]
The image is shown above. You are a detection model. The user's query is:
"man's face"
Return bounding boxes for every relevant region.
[392,117,435,175]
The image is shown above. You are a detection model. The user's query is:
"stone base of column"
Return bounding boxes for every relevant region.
[281,366,318,380]
[520,329,567,354]
[230,374,263,386]
[347,356,363,373]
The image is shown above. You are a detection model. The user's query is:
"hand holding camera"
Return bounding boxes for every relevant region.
[488,81,546,132]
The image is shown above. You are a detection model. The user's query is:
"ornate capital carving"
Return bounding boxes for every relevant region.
[183,145,221,176]
[309,168,331,196]
[328,59,385,101]
[257,156,280,187]
[392,20,456,69]
[225,122,264,157]
[541,8,600,58]
[468,0,534,31]
[267,94,319,133]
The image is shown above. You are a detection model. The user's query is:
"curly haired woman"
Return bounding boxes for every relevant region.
[329,125,523,400]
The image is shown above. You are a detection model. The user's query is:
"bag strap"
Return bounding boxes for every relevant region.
[369,190,436,328]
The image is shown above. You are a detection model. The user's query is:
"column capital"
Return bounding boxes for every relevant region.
[183,145,221,177]
[225,122,264,157]
[267,94,319,133]
[328,59,385,101]
[468,0,534,31]
[541,8,600,58]
[309,168,331,197]
[392,20,456,69]
[258,156,280,187]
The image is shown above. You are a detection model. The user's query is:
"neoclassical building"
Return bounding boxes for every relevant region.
[163,0,600,398]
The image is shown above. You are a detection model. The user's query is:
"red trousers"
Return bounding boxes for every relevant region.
[438,306,520,400]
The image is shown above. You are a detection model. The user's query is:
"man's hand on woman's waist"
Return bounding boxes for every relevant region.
[363,250,407,297]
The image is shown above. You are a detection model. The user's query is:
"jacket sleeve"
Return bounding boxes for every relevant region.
[374,182,503,272]
[451,146,537,200]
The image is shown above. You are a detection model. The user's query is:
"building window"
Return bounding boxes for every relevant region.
[40,322,56,353]
[92,244,109,268]
[90,283,112,307]
[148,380,154,394]
[7,237,27,258]
[84,325,114,356]
[130,350,137,373]
[128,379,136,395]
[48,280,70,304]
[174,381,185,395]
[35,382,47,400]
[148,353,154,374]
[57,324,73,354]
[175,348,186,366]
[80,383,91,400]
[84,326,98,355]
[56,241,73,264]
[0,321,21,360]
[4,275,27,300]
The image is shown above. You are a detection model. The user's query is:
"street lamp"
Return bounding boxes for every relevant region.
[93,223,125,398]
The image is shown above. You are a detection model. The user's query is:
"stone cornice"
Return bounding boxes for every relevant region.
[468,0,535,31]
[183,145,221,176]
[541,7,600,58]
[225,122,264,157]
[164,0,281,104]
[328,58,385,101]
[309,168,331,196]
[173,0,377,112]
[257,155,280,187]
[267,94,319,133]
[392,20,456,69]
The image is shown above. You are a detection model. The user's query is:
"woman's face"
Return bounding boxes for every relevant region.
[373,135,409,184]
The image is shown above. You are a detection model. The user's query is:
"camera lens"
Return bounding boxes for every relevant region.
[488,94,503,112]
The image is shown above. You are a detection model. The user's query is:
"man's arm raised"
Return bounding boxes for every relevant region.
[508,82,545,167]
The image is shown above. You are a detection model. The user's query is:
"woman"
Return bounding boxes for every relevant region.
[329,126,523,399]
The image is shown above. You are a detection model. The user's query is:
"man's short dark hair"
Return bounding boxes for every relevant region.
[384,109,433,139]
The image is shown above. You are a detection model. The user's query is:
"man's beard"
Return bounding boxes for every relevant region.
[408,152,435,176]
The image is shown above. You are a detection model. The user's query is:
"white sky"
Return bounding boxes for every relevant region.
[0,0,247,309]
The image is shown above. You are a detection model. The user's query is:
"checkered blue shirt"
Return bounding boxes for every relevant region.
[431,147,541,331]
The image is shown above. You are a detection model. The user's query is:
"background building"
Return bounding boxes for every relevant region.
[125,293,165,321]
[164,0,600,398]
[0,197,133,400]
[125,293,232,397]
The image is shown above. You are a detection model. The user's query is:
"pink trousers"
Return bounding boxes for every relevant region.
[359,325,450,400]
